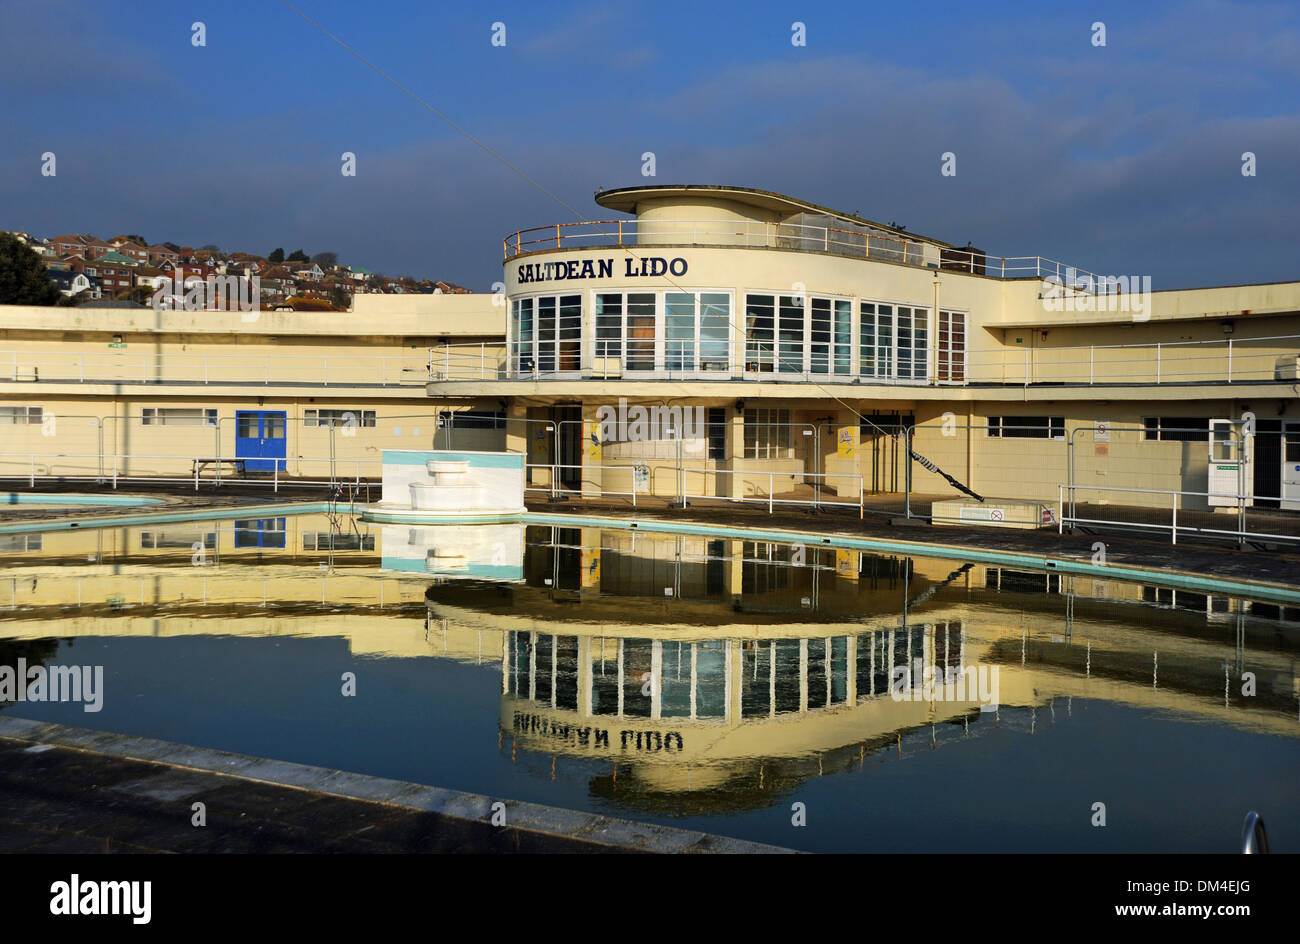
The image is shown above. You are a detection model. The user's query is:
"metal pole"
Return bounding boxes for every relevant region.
[1172,491,1178,545]
[904,427,912,519]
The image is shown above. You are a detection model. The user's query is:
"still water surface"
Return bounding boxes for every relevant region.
[2,514,1297,852]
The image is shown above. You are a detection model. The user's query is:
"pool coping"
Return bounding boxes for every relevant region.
[0,716,794,854]
[2,499,1298,605]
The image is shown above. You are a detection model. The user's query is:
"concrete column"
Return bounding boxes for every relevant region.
[728,408,745,499]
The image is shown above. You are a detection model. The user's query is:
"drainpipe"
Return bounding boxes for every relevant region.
[931,274,941,385]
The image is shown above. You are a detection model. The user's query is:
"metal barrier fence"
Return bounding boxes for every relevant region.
[3,411,1296,548]
[1059,484,1300,546]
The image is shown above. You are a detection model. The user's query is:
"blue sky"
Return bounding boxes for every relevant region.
[2,0,1297,290]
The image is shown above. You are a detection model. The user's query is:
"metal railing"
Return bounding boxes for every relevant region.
[1,336,1293,391]
[0,451,380,492]
[1058,484,1300,546]
[523,461,864,516]
[501,218,1102,283]
[1,348,445,387]
[428,335,1300,386]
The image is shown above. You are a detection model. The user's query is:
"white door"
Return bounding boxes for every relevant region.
[1208,419,1254,507]
[1282,421,1300,511]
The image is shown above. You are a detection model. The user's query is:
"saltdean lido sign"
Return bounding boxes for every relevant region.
[516,256,688,284]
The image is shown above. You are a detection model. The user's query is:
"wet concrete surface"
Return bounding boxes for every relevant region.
[0,719,792,854]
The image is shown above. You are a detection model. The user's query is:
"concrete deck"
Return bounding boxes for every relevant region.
[0,718,792,854]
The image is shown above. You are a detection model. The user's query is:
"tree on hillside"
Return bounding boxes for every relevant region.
[200,243,222,253]
[268,247,285,263]
[0,233,60,305]
[287,249,309,263]
[125,234,147,245]
[312,251,338,267]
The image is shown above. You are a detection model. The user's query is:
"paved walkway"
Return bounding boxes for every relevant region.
[0,718,790,854]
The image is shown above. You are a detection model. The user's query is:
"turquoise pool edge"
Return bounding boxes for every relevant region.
[2,501,1298,606]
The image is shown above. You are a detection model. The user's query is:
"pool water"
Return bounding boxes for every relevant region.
[1,514,1297,853]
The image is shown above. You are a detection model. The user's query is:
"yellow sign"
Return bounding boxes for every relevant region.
[586,421,602,461]
[835,549,858,578]
[581,548,601,588]
[836,426,856,458]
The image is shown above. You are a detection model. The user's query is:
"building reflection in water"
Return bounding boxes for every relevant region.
[1,515,1297,814]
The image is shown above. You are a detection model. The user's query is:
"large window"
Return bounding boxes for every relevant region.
[594,291,656,371]
[777,295,803,373]
[625,293,656,371]
[665,292,731,372]
[745,295,775,372]
[1143,417,1210,442]
[860,303,928,381]
[895,306,928,380]
[142,408,217,426]
[937,309,965,381]
[512,294,580,373]
[594,293,622,361]
[743,408,792,459]
[988,415,1065,439]
[511,297,534,372]
[860,302,893,379]
[810,297,851,375]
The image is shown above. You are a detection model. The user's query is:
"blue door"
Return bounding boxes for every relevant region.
[235,411,286,471]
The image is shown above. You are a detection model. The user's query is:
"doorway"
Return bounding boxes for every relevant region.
[235,411,287,471]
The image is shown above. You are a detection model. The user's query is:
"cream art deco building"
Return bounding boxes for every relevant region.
[2,184,1299,513]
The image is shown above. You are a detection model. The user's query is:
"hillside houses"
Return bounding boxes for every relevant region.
[3,230,472,307]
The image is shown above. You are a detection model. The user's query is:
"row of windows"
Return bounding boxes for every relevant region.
[511,291,966,380]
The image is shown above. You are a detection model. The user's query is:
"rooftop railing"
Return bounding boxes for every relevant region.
[502,218,1102,283]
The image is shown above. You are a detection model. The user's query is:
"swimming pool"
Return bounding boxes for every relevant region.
[1,514,1296,852]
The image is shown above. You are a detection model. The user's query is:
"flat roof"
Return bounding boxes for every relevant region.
[594,184,954,248]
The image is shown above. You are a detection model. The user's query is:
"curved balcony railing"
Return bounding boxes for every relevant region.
[422,335,1300,386]
[502,218,1098,282]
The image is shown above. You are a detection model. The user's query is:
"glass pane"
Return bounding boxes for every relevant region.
[833,300,851,374]
[595,293,622,359]
[700,294,730,371]
[666,292,695,371]
[859,303,876,376]
[626,293,656,371]
[778,295,803,373]
[558,295,581,370]
[809,298,830,374]
[536,297,556,372]
[745,295,774,372]
[237,415,257,438]
[264,414,285,438]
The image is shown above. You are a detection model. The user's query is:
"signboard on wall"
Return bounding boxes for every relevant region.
[837,426,856,458]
